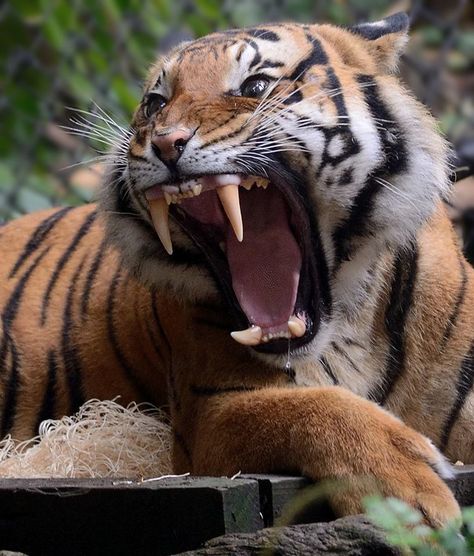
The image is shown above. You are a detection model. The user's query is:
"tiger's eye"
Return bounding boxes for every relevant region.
[144,94,167,118]
[240,76,270,98]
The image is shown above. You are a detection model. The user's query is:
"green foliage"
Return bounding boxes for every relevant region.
[364,496,474,556]
[1,0,470,219]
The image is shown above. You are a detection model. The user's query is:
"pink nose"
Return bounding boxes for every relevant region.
[151,128,192,165]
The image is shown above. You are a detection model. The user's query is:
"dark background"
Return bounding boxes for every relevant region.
[0,0,472,221]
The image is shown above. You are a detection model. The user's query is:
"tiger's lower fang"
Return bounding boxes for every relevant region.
[230,326,262,346]
[288,316,306,338]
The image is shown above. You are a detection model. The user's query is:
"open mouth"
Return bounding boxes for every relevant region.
[145,173,322,353]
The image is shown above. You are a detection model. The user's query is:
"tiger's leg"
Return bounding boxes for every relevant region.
[183,386,460,528]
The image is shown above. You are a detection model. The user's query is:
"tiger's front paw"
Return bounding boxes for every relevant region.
[303,395,461,528]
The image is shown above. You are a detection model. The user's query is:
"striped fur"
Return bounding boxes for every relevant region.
[0,14,470,524]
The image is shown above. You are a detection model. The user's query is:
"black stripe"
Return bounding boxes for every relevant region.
[246,40,262,70]
[256,59,284,70]
[200,124,247,149]
[331,342,361,373]
[289,35,328,81]
[332,176,381,263]
[149,290,178,411]
[320,356,339,385]
[0,243,49,435]
[282,89,303,105]
[332,76,407,265]
[324,67,348,117]
[246,28,280,42]
[0,339,20,437]
[61,258,87,415]
[319,128,360,170]
[343,337,366,350]
[356,74,407,176]
[190,385,257,397]
[41,210,97,325]
[174,430,192,464]
[141,291,169,371]
[80,237,108,318]
[368,244,418,404]
[106,269,151,402]
[440,343,474,452]
[9,207,73,279]
[36,349,58,431]
[0,247,50,375]
[150,290,172,362]
[440,253,468,352]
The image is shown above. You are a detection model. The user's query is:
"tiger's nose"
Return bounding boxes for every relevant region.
[151,128,192,166]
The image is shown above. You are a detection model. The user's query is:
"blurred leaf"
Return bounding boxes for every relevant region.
[195,0,221,20]
[42,15,66,50]
[457,32,474,60]
[1,0,472,222]
[111,77,140,115]
[17,186,53,213]
[421,26,443,47]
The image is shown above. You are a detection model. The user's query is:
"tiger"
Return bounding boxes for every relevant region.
[0,12,472,527]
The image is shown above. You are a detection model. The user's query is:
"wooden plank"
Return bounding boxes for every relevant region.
[0,465,472,556]
[238,474,328,526]
[446,464,474,507]
[243,465,474,526]
[0,477,262,556]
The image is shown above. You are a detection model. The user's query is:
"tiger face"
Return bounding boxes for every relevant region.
[102,13,449,358]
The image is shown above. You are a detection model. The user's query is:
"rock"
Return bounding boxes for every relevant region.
[177,515,400,555]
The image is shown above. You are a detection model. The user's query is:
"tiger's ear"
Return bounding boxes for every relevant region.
[348,12,410,73]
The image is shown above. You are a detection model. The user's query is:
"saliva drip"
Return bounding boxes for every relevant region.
[284,338,295,380]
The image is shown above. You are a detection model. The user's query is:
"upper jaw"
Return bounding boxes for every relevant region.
[142,168,322,354]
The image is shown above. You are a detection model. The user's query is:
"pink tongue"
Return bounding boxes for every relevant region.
[181,186,302,332]
[227,187,301,331]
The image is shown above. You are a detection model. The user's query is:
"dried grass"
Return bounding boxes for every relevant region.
[0,399,173,478]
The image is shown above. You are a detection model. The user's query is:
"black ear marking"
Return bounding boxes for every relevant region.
[348,12,409,41]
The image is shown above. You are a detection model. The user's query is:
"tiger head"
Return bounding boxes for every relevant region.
[102,13,449,358]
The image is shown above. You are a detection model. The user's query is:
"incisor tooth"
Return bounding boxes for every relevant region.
[217,184,243,242]
[192,184,202,196]
[164,192,172,205]
[241,177,255,191]
[149,198,173,255]
[231,326,262,346]
[288,316,306,338]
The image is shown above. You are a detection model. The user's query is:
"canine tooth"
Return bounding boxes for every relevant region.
[231,326,262,346]
[288,316,306,338]
[192,184,202,196]
[164,192,172,205]
[217,184,243,242]
[149,198,173,255]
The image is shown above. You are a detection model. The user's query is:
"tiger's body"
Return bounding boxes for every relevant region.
[1,13,472,525]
